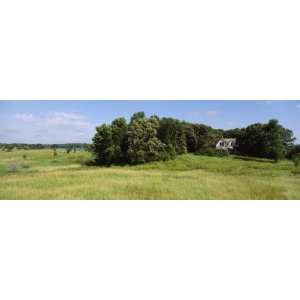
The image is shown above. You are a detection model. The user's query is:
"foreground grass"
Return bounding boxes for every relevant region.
[0,150,299,199]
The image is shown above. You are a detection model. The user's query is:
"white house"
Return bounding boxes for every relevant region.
[216,138,236,150]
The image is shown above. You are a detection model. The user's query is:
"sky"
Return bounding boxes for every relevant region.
[0,100,300,144]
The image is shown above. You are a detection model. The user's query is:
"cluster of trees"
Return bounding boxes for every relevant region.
[92,112,229,165]
[223,119,296,161]
[91,112,298,165]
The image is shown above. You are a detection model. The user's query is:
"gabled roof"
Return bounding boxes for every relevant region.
[221,138,236,142]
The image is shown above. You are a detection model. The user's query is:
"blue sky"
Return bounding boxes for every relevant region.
[0,100,300,144]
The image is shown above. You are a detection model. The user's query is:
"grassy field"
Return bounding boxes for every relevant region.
[0,149,299,199]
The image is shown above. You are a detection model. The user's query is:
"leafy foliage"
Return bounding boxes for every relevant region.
[236,119,295,161]
[287,144,300,159]
[157,118,187,155]
[127,115,166,164]
[91,113,296,165]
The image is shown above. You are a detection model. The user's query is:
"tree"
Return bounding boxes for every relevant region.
[130,111,146,124]
[66,145,73,154]
[264,119,286,161]
[127,116,166,164]
[193,124,213,151]
[287,144,300,159]
[237,119,295,161]
[52,145,58,157]
[5,145,14,152]
[92,124,115,165]
[292,155,300,168]
[183,123,198,152]
[157,118,187,155]
[111,117,128,163]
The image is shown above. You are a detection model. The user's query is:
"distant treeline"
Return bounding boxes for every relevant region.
[91,112,299,165]
[0,143,90,151]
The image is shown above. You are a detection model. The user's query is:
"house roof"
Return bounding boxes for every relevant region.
[223,138,236,142]
[221,138,236,142]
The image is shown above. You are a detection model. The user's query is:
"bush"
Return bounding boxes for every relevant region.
[292,169,300,175]
[215,149,229,157]
[292,155,300,168]
[292,154,300,172]
[66,147,73,154]
[291,154,300,175]
[196,147,216,157]
[287,144,300,159]
[6,145,14,152]
[196,147,229,157]
[22,163,30,169]
[7,161,20,172]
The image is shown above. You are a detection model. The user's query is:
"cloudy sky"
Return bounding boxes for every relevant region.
[0,100,300,143]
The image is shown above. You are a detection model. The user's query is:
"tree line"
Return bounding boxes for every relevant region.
[91,112,298,165]
[0,143,89,152]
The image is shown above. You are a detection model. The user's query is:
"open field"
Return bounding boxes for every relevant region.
[0,149,300,199]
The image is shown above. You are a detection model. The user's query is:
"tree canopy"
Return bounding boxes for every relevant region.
[90,113,296,165]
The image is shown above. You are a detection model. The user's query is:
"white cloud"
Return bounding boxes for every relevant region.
[190,111,201,117]
[15,113,34,122]
[14,111,91,128]
[10,111,95,143]
[206,110,218,117]
[45,112,91,129]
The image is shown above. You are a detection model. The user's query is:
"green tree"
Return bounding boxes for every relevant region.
[130,111,146,124]
[92,124,115,165]
[111,117,128,163]
[5,145,14,152]
[52,145,58,157]
[127,117,166,164]
[287,144,300,159]
[157,118,187,155]
[237,119,295,161]
[66,145,73,154]
[292,155,300,168]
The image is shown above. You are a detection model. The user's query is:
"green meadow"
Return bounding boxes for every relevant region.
[0,149,299,199]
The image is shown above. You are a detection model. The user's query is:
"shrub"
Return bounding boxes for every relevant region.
[6,145,14,152]
[7,160,22,172]
[291,168,300,175]
[292,155,300,168]
[196,147,229,157]
[291,155,300,175]
[22,163,30,169]
[215,149,229,157]
[66,146,73,154]
[196,147,216,157]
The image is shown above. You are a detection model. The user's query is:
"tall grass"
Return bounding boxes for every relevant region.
[0,149,299,199]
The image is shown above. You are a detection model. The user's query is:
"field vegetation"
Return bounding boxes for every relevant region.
[0,149,299,199]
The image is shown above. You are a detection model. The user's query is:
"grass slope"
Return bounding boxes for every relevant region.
[0,149,299,199]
